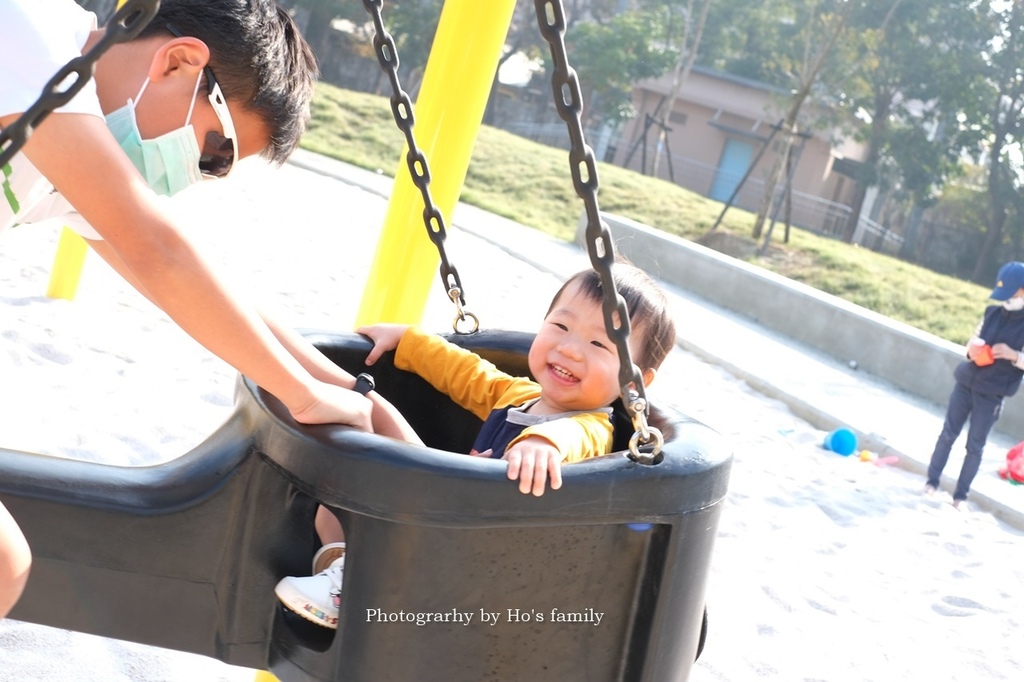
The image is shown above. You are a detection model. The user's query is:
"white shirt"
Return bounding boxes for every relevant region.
[1,0,104,238]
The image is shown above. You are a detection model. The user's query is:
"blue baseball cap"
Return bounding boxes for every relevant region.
[990,261,1024,300]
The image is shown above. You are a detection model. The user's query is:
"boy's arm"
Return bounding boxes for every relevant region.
[86,237,419,441]
[16,112,368,428]
[262,318,422,443]
[971,315,1024,367]
[990,341,1024,368]
[966,319,985,360]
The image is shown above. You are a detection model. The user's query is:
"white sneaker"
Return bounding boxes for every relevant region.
[275,553,345,629]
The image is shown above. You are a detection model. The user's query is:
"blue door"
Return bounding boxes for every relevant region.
[709,139,754,202]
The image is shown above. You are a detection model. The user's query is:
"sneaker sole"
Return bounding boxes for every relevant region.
[274,580,338,629]
[312,544,346,575]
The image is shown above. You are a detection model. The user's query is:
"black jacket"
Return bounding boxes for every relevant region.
[954,305,1024,397]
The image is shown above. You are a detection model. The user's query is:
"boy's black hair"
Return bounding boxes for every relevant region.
[548,261,677,373]
[138,0,318,164]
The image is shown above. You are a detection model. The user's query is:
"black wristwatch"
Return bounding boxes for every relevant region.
[353,372,375,396]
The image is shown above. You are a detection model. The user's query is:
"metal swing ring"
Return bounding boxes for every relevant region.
[449,287,479,334]
[625,392,662,464]
[628,427,664,465]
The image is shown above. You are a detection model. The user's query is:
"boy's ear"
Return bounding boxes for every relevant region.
[147,36,211,82]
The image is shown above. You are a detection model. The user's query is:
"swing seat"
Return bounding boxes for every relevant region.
[2,330,731,682]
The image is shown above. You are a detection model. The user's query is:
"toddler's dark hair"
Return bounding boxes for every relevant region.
[548,262,676,373]
[138,0,318,164]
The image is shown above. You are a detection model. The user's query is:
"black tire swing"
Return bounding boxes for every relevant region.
[0,1,732,681]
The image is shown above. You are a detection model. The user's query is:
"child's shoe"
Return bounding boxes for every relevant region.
[275,544,346,629]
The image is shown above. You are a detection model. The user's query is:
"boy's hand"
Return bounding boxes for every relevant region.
[991,343,1021,362]
[289,382,374,431]
[966,339,986,361]
[356,324,409,365]
[504,436,565,496]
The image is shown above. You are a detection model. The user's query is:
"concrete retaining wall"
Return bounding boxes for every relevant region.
[577,212,1024,436]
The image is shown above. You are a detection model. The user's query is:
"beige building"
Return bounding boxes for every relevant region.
[613,66,868,235]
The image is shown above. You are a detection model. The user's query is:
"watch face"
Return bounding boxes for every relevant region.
[355,373,375,395]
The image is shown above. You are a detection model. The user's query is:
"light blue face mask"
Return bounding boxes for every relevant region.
[104,74,203,196]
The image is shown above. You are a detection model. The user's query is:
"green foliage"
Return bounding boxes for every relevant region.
[844,0,987,205]
[302,84,990,345]
[699,0,817,88]
[561,11,675,122]
[380,0,444,80]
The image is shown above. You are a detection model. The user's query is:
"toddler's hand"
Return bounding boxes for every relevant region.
[356,324,409,365]
[503,437,565,496]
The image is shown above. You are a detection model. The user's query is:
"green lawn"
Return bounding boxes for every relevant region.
[301,83,989,345]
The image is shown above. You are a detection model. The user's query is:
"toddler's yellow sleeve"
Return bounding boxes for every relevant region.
[509,412,614,463]
[394,327,538,420]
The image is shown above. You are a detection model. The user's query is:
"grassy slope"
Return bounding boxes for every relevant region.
[301,84,987,345]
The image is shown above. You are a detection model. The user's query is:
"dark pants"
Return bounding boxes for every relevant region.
[927,381,1003,501]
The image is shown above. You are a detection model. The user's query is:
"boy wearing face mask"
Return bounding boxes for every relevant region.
[0,0,420,619]
[925,261,1024,510]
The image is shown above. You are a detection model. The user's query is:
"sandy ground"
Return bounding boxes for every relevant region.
[1,158,1023,681]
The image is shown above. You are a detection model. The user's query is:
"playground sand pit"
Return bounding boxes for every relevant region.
[2,157,1024,681]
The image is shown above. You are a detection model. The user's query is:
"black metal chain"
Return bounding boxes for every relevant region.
[0,0,161,168]
[534,0,661,462]
[360,0,478,334]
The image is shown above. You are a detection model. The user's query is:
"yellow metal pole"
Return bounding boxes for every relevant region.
[354,0,517,326]
[46,227,88,300]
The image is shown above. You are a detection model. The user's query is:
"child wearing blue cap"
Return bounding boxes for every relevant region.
[925,261,1024,510]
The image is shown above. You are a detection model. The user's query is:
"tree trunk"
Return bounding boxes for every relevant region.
[898,204,924,261]
[300,0,340,60]
[751,5,852,239]
[972,90,1021,282]
[652,0,713,178]
[753,118,797,240]
[973,160,1008,283]
[842,90,891,242]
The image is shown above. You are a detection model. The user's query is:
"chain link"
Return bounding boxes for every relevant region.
[361,0,476,333]
[0,0,161,168]
[534,0,661,463]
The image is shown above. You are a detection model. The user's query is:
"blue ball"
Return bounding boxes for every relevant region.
[824,428,858,456]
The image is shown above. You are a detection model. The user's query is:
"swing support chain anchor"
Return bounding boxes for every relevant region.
[448,285,480,334]
[534,0,661,463]
[626,391,663,464]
